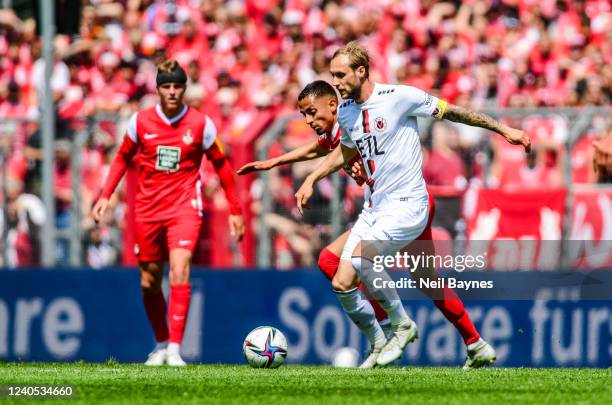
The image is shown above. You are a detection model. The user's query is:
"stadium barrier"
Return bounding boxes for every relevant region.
[0,269,610,367]
[0,107,611,268]
[254,107,611,267]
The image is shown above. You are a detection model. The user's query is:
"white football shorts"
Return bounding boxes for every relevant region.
[340,199,430,261]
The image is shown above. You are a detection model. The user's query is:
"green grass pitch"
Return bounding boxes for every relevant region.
[1,363,610,404]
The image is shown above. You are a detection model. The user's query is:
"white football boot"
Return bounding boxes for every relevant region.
[144,348,167,366]
[463,338,496,370]
[165,351,187,366]
[165,344,187,366]
[359,339,387,369]
[376,319,419,366]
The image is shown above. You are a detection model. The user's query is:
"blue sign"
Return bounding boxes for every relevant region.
[0,269,610,367]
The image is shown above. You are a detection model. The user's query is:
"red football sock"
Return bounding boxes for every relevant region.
[168,283,191,344]
[318,248,338,281]
[142,290,169,343]
[318,248,388,322]
[434,287,480,345]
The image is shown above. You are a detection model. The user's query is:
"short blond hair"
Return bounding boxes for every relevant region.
[332,41,370,78]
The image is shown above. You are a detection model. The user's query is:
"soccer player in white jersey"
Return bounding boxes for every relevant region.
[295,42,530,369]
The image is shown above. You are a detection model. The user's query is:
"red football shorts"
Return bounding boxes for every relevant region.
[135,215,203,262]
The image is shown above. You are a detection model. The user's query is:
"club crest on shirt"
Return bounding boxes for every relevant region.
[183,129,194,145]
[374,117,387,132]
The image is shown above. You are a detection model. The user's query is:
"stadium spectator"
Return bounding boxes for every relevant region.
[423,122,468,192]
[2,176,45,267]
[54,139,73,265]
[0,0,610,267]
[84,225,119,269]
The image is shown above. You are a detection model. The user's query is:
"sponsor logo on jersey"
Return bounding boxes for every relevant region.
[155,145,181,171]
[178,240,191,246]
[144,133,159,140]
[374,117,387,132]
[134,243,140,256]
[183,129,193,145]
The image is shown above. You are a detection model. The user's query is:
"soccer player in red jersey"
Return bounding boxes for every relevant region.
[237,81,393,364]
[92,60,245,366]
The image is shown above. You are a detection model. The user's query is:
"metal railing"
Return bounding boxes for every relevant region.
[0,115,123,268]
[253,106,611,268]
[0,106,610,269]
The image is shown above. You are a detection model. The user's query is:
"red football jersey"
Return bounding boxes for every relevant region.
[316,121,341,151]
[124,105,219,222]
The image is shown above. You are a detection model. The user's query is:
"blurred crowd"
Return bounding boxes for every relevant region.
[0,0,610,268]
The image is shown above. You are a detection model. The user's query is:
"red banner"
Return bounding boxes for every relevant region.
[567,187,612,268]
[467,189,566,240]
[466,189,566,270]
[465,187,612,270]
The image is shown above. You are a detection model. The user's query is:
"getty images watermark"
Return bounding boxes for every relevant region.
[370,251,493,291]
[355,240,612,300]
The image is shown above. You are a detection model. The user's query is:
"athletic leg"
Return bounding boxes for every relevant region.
[136,220,169,366]
[411,195,495,368]
[319,231,388,322]
[164,214,202,366]
[333,212,387,368]
[140,260,168,366]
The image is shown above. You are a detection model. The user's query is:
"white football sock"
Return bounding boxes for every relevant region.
[467,338,484,350]
[335,287,386,347]
[381,299,410,326]
[154,341,168,352]
[351,254,411,326]
[379,317,391,329]
[167,342,181,355]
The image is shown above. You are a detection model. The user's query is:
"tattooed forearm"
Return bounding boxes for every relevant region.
[444,104,506,134]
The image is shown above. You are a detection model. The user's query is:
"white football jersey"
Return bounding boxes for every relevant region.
[339,83,446,209]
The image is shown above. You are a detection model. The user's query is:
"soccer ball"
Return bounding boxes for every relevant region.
[243,326,288,368]
[332,347,360,368]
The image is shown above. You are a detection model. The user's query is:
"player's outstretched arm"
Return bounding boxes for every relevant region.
[237,141,326,175]
[206,139,245,241]
[443,104,531,153]
[92,134,138,223]
[295,145,356,215]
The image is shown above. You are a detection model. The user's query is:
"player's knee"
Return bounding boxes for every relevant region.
[169,263,190,285]
[318,248,340,281]
[332,275,355,292]
[141,272,161,293]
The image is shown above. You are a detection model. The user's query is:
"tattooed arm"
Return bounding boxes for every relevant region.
[443,104,531,152]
